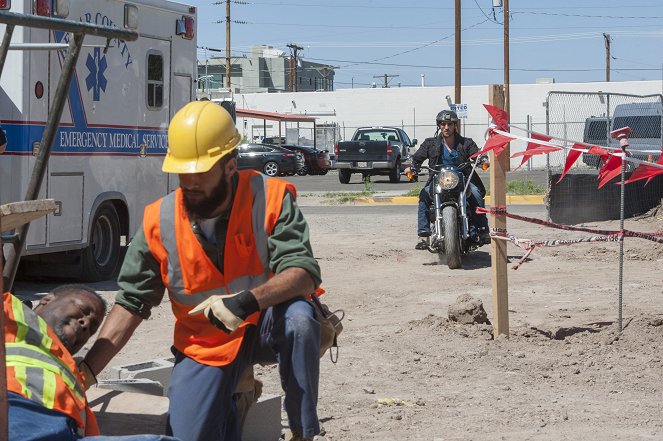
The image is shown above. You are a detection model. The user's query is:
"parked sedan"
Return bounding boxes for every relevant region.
[279,144,332,175]
[237,143,300,177]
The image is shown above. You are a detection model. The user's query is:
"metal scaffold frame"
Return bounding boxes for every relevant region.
[0,11,138,440]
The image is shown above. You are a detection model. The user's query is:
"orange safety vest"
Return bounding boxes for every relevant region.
[143,169,296,366]
[4,292,100,436]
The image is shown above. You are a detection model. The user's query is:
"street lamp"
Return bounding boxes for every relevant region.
[198,75,213,99]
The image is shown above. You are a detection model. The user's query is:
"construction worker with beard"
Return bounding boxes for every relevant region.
[5,284,179,440]
[81,101,324,441]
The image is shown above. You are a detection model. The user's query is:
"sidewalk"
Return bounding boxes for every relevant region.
[296,190,545,206]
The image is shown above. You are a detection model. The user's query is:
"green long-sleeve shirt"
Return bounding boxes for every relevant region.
[115,180,321,319]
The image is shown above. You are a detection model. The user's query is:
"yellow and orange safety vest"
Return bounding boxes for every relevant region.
[4,292,100,436]
[143,169,295,366]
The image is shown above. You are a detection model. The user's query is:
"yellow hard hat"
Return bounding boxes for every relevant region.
[163,101,241,174]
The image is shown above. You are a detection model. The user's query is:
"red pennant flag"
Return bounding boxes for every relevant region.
[588,145,611,158]
[483,104,509,131]
[513,133,556,171]
[623,154,663,185]
[511,145,562,158]
[597,153,624,188]
[556,143,585,184]
[472,133,514,159]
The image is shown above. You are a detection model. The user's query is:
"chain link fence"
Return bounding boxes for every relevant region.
[546,92,663,224]
[545,92,663,172]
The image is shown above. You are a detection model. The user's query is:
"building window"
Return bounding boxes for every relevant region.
[147,52,164,109]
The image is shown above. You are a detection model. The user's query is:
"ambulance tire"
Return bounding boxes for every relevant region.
[82,203,121,282]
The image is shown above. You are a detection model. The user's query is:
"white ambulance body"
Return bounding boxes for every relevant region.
[0,0,196,280]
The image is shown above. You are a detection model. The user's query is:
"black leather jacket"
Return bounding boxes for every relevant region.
[411,133,486,198]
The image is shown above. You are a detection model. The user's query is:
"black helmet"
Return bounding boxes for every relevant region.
[436,110,459,124]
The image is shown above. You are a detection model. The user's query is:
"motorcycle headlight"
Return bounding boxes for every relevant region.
[438,170,460,190]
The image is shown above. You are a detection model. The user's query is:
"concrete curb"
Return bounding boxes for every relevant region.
[367,195,545,205]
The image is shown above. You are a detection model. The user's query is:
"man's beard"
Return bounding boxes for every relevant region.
[182,173,230,219]
[53,323,75,354]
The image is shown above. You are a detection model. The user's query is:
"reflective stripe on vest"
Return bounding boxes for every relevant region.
[6,344,85,401]
[12,295,53,354]
[162,173,272,305]
[5,294,89,431]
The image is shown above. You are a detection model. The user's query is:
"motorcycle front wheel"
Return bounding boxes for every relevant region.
[442,205,462,269]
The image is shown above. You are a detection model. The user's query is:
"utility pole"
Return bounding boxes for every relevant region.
[205,48,210,98]
[225,0,231,88]
[455,0,461,104]
[603,33,611,82]
[373,74,399,88]
[311,66,338,91]
[287,43,303,92]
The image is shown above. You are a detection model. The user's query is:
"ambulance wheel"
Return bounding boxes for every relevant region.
[82,203,121,282]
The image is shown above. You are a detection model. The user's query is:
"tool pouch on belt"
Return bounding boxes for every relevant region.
[310,294,343,363]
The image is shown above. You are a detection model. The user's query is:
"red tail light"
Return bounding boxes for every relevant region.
[334,144,339,156]
[0,0,11,11]
[184,16,194,39]
[283,153,296,157]
[34,0,49,15]
[386,144,392,157]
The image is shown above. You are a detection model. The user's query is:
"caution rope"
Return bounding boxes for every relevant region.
[491,231,621,270]
[478,206,663,244]
[479,206,662,269]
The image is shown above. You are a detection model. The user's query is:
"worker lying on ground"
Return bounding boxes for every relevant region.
[5,284,180,441]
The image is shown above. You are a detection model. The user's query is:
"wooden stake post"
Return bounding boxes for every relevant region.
[489,85,510,337]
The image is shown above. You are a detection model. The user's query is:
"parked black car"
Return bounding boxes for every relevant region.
[279,144,332,175]
[237,143,301,177]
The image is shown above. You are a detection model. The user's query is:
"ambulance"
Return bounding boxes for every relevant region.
[0,0,196,281]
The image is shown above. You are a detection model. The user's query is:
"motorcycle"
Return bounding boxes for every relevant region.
[408,155,489,269]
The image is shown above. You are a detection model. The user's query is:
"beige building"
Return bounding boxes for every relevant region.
[197,45,336,96]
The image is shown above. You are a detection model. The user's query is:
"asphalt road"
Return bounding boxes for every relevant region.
[282,169,551,194]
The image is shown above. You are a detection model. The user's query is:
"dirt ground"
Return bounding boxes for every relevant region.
[85,197,663,441]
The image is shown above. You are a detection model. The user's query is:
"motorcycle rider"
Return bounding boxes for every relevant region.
[404,110,491,250]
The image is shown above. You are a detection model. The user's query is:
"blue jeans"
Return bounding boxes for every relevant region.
[8,392,178,441]
[166,298,321,441]
[417,182,489,234]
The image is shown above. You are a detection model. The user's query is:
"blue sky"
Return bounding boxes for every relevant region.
[192,0,663,89]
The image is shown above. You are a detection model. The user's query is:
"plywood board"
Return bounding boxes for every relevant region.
[0,200,56,233]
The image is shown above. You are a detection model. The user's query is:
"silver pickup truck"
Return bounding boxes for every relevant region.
[334,127,417,183]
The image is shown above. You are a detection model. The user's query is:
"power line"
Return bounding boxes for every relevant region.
[233,1,457,9]
[340,17,491,69]
[513,11,663,20]
[198,45,662,74]
[472,0,503,24]
[214,1,663,11]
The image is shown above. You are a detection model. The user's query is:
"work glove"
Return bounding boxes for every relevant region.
[77,360,97,390]
[188,290,260,334]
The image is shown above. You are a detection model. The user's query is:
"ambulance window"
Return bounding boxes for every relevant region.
[147,52,164,109]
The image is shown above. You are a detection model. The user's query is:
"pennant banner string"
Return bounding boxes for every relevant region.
[490,127,663,171]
